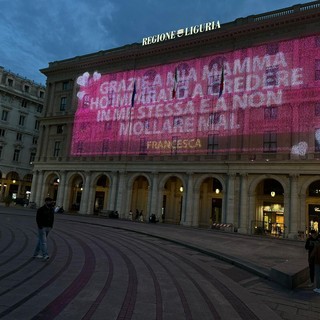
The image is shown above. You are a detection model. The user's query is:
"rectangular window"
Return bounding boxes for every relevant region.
[207,74,220,95]
[102,140,109,153]
[264,106,278,120]
[53,141,61,157]
[316,103,320,117]
[266,43,279,55]
[57,125,63,134]
[13,149,20,162]
[263,132,277,153]
[16,133,22,141]
[315,130,320,152]
[30,152,36,163]
[77,141,83,154]
[21,99,28,108]
[172,136,178,155]
[34,120,40,130]
[209,112,222,125]
[62,81,69,90]
[316,60,320,81]
[207,134,218,154]
[37,104,43,113]
[265,66,279,86]
[139,138,147,155]
[60,97,67,111]
[39,91,44,98]
[24,85,30,93]
[1,110,8,121]
[19,115,25,126]
[0,129,5,137]
[32,137,38,145]
[7,78,13,87]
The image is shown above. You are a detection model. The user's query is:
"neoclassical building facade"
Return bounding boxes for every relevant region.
[31,1,320,239]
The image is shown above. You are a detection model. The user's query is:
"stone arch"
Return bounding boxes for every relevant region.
[248,174,287,237]
[159,174,185,225]
[91,172,112,213]
[66,172,85,212]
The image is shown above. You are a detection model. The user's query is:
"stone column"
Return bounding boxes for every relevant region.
[108,172,118,211]
[149,172,159,217]
[183,172,194,226]
[192,187,200,227]
[29,171,39,203]
[288,174,299,239]
[79,171,91,215]
[115,171,127,218]
[238,173,249,234]
[35,171,44,206]
[225,173,236,224]
[56,171,66,207]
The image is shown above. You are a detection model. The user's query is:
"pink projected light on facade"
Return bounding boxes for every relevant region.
[71,34,320,156]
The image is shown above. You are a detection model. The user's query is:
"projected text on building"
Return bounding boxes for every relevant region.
[71,34,320,156]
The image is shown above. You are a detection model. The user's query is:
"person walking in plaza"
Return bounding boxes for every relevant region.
[310,241,320,294]
[33,197,55,261]
[305,229,320,287]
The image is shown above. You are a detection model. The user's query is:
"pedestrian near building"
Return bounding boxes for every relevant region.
[305,230,320,286]
[310,242,320,294]
[33,197,55,261]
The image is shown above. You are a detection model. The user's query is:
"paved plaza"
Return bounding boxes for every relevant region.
[0,205,320,320]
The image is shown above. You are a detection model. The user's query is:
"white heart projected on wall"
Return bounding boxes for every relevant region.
[76,72,90,87]
[291,141,308,156]
[77,91,86,100]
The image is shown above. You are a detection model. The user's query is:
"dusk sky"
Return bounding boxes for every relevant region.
[0,0,314,85]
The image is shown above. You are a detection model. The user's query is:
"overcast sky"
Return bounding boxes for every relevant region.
[0,0,314,85]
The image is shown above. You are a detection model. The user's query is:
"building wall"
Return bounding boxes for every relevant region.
[0,67,45,202]
[31,2,320,239]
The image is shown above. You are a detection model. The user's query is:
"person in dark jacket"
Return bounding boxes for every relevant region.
[310,242,320,294]
[305,230,320,286]
[33,197,55,260]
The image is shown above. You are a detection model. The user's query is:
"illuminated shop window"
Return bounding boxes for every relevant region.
[207,134,219,154]
[263,132,277,153]
[264,106,278,120]
[309,181,320,196]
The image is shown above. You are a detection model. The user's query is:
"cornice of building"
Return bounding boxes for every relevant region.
[41,1,320,77]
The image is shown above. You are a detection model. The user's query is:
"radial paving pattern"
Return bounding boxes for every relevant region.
[0,210,304,319]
